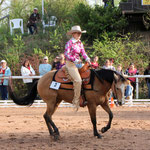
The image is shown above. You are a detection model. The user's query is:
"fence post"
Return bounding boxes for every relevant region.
[136,77,139,99]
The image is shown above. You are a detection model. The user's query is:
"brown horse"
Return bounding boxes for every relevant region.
[8,69,129,140]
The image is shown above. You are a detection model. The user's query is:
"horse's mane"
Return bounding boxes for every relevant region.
[95,69,126,84]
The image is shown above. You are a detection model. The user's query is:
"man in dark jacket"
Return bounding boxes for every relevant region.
[103,0,114,8]
[27,8,40,34]
[144,63,150,98]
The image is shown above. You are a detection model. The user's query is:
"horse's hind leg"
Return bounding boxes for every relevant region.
[44,112,54,136]
[87,104,102,139]
[43,101,60,140]
[101,99,113,133]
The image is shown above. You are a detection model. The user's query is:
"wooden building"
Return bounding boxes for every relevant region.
[119,0,150,31]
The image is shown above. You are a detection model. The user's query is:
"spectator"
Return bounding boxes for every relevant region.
[116,64,122,74]
[91,56,99,69]
[21,59,36,91]
[27,8,40,35]
[109,58,116,71]
[52,56,61,70]
[0,60,11,100]
[103,0,114,8]
[125,63,139,97]
[102,59,110,69]
[39,56,52,76]
[116,63,133,100]
[144,63,150,98]
[56,54,66,70]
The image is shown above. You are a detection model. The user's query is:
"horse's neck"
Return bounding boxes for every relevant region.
[94,76,112,94]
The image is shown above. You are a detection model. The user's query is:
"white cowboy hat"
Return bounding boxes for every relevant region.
[67,25,86,35]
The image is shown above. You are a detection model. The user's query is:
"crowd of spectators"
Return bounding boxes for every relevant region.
[0,56,150,100]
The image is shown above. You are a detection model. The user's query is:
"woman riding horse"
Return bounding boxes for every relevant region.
[65,25,91,110]
[8,68,129,140]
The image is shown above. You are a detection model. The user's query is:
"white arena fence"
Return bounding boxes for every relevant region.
[0,75,149,108]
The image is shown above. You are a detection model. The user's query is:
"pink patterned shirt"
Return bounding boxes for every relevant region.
[64,38,90,63]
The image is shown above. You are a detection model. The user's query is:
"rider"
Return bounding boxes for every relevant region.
[64,25,91,110]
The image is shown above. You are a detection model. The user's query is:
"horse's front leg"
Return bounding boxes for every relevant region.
[101,100,113,133]
[87,104,102,139]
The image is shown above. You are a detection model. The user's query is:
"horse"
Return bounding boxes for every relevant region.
[8,68,129,140]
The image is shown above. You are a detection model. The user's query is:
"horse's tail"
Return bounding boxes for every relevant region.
[8,80,38,106]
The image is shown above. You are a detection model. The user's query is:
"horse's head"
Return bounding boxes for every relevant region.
[111,73,129,106]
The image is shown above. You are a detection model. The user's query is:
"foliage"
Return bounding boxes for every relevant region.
[92,33,148,71]
[73,3,127,42]
[43,0,86,23]
[120,0,128,2]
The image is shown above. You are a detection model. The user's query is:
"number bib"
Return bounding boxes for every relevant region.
[50,81,61,90]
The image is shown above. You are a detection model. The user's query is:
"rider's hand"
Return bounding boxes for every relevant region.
[87,60,91,65]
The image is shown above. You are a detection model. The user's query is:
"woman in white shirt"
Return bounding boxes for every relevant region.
[21,59,35,91]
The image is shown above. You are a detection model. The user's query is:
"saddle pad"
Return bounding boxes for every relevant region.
[52,69,95,90]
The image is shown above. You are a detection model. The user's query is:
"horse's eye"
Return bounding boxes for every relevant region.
[116,88,119,90]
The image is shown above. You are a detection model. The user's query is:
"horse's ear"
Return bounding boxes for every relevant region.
[114,73,119,83]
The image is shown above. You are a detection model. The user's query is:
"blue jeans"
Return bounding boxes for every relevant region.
[147,82,150,99]
[125,85,132,98]
[28,23,37,34]
[0,84,8,100]
[104,3,108,8]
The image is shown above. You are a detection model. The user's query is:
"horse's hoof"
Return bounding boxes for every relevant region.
[53,135,60,141]
[101,127,107,133]
[94,133,102,139]
[97,134,102,139]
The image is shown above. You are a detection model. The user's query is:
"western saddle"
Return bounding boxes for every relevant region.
[54,62,92,90]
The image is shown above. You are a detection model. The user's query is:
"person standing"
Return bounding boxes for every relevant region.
[102,59,110,69]
[125,63,139,98]
[27,8,40,35]
[39,56,52,76]
[91,56,99,69]
[0,60,11,100]
[21,59,36,91]
[144,63,150,98]
[109,58,116,71]
[103,0,114,8]
[64,25,91,110]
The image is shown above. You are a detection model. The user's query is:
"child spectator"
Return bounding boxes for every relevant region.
[91,56,99,69]
[27,8,40,35]
[102,59,110,69]
[116,63,133,100]
[39,56,52,76]
[109,58,116,71]
[125,63,139,98]
[144,63,150,98]
[116,64,123,74]
[0,60,11,100]
[21,59,36,91]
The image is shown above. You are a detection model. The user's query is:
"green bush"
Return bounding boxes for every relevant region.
[73,3,127,43]
[92,33,148,71]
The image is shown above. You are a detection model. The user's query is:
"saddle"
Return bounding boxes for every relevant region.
[54,62,92,90]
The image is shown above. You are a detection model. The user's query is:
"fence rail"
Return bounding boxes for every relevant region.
[0,99,150,108]
[0,75,150,100]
